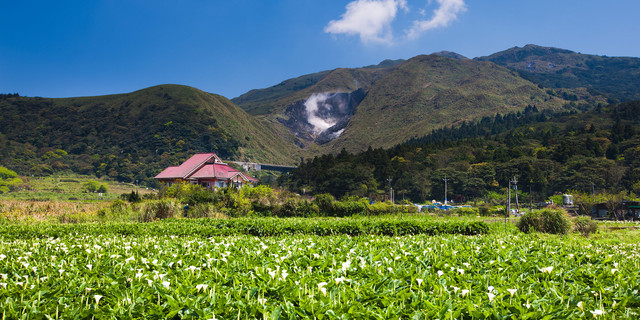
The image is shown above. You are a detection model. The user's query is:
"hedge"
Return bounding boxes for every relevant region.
[0,217,490,239]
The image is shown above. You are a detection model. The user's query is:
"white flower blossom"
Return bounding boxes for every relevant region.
[539,266,553,274]
[196,284,208,292]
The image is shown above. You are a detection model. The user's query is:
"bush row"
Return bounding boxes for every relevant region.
[154,184,417,218]
[0,217,489,239]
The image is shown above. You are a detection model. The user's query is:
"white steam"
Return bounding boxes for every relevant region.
[304,92,346,135]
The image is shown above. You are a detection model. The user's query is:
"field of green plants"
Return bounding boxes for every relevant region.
[1,219,638,319]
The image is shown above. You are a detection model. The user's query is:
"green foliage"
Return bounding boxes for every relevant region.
[0,217,489,239]
[573,216,598,237]
[160,182,218,204]
[313,193,335,214]
[0,165,22,194]
[121,191,142,203]
[83,180,100,192]
[184,203,224,219]
[451,207,479,216]
[140,199,181,222]
[0,166,18,179]
[517,208,573,235]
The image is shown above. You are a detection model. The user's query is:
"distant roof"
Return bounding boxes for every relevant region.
[190,163,239,180]
[154,153,222,179]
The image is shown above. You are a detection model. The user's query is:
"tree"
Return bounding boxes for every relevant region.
[604,191,627,220]
[0,166,23,193]
[84,180,101,193]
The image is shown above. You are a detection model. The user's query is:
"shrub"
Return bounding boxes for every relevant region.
[453,207,479,216]
[84,181,100,193]
[121,191,142,203]
[332,200,366,217]
[314,193,335,214]
[573,216,598,237]
[186,203,225,219]
[223,189,252,217]
[97,184,108,193]
[297,200,320,217]
[491,206,506,216]
[478,204,491,216]
[517,208,572,235]
[276,198,300,217]
[140,199,181,222]
[367,202,394,216]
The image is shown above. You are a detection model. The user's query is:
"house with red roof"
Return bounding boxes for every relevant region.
[154,153,258,189]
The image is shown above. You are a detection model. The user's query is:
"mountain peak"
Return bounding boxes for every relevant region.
[363,59,406,69]
[432,51,468,60]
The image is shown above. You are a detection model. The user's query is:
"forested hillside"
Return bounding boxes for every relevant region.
[281,101,640,202]
[0,85,302,185]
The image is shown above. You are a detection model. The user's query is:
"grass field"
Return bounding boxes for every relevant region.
[0,173,154,201]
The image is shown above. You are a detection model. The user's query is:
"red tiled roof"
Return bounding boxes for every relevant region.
[190,163,240,180]
[154,153,221,179]
[155,153,258,184]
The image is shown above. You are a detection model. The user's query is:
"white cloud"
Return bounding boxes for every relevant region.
[325,0,408,44]
[406,0,466,39]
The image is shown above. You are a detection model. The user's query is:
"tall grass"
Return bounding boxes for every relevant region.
[0,200,109,223]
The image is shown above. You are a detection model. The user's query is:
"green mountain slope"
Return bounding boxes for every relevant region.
[232,60,403,117]
[0,85,302,184]
[323,54,573,152]
[476,44,640,102]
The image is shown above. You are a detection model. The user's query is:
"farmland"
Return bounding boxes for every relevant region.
[1,219,639,319]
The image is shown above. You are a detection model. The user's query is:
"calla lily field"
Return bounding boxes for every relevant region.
[0,219,639,318]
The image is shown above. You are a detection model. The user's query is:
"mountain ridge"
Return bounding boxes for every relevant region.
[475,44,640,101]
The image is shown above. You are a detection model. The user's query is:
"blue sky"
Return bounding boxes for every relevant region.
[1,0,639,99]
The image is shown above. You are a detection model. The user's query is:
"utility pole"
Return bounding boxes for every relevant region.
[512,176,519,214]
[507,180,511,222]
[387,177,393,203]
[592,182,595,198]
[529,184,533,211]
[443,175,449,204]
